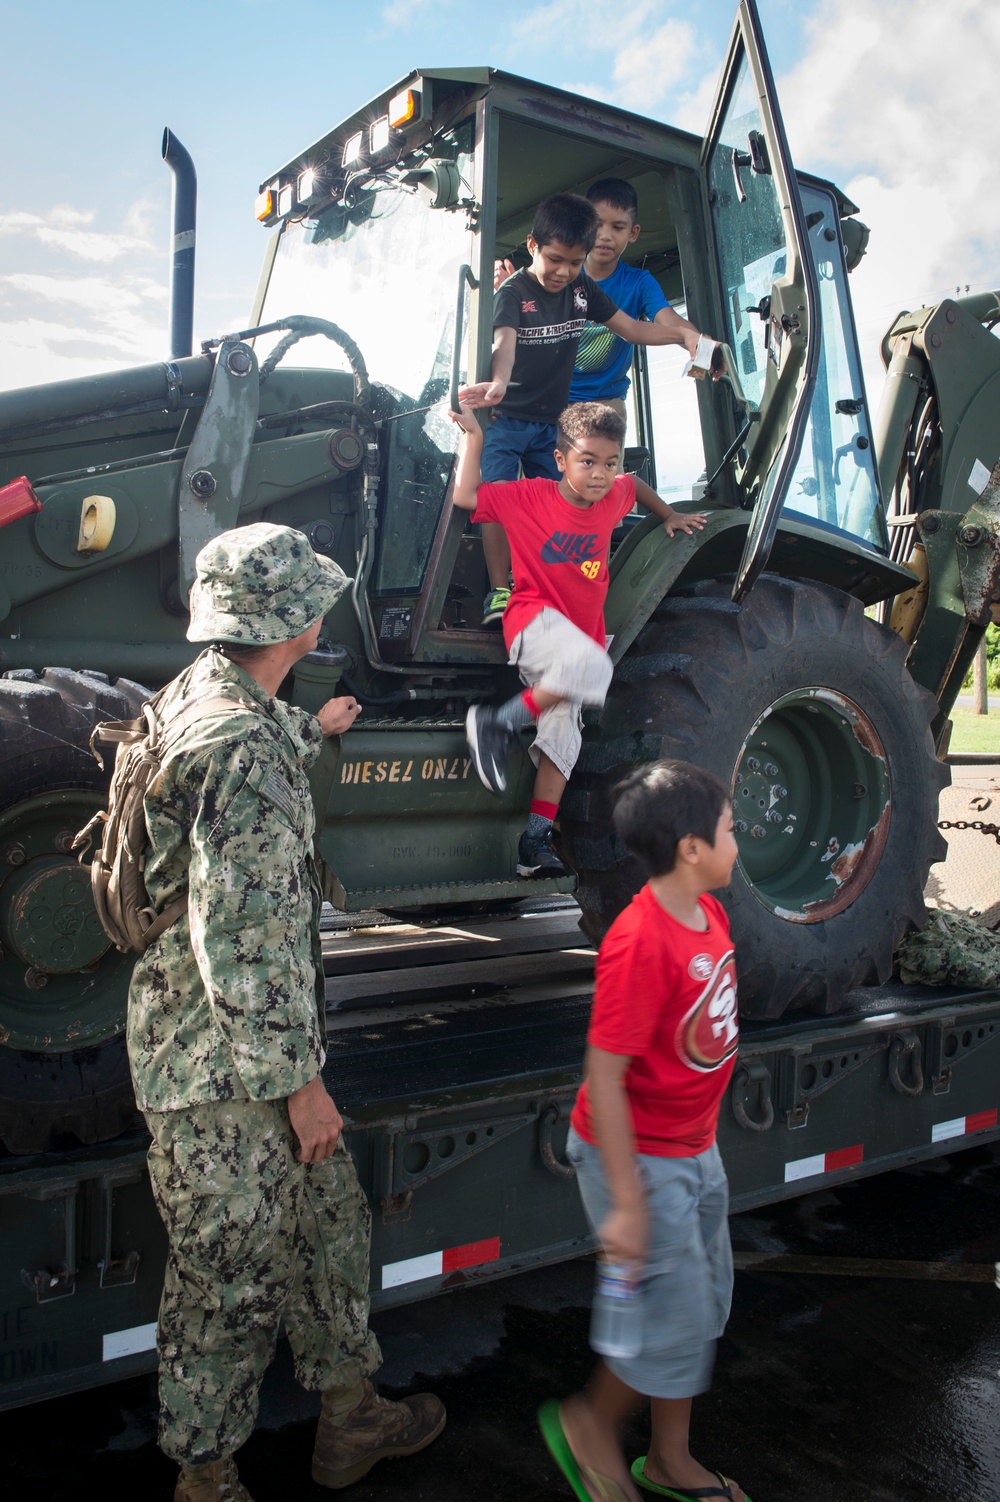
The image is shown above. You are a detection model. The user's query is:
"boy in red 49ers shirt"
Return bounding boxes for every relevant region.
[448,400,705,877]
[539,760,751,1502]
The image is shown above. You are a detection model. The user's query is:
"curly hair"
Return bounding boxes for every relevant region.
[556,402,627,454]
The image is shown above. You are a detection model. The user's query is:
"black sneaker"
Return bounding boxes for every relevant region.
[517,825,566,877]
[481,586,511,627]
[465,704,514,795]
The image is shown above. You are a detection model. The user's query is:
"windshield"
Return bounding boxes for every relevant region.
[780,184,887,551]
[257,146,476,594]
[706,54,788,415]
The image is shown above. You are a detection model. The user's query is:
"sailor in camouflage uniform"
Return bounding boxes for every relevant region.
[129,524,445,1502]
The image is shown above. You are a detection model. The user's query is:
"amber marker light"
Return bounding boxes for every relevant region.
[255,186,275,221]
[389,89,419,128]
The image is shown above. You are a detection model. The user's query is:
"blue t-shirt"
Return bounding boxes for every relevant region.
[569,261,670,402]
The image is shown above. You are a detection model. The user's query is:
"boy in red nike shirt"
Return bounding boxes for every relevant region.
[449,401,705,877]
[540,760,750,1502]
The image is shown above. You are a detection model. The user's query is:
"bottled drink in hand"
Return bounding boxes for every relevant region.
[590,1260,643,1359]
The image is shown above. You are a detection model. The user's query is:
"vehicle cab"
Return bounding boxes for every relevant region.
[248,3,906,680]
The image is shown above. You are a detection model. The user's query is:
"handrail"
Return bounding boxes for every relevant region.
[450,263,480,412]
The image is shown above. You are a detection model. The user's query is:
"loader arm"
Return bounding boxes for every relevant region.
[874,291,1000,742]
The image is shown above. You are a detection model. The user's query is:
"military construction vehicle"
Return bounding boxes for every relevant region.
[2,0,1000,1409]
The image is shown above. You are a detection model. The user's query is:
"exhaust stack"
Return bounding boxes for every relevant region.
[161,128,197,359]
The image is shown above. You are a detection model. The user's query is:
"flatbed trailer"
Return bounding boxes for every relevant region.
[3,896,999,1412]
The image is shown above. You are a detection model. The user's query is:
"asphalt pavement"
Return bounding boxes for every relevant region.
[3,1140,999,1502]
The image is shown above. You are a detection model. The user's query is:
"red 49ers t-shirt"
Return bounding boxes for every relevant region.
[571,885,738,1157]
[472,475,636,650]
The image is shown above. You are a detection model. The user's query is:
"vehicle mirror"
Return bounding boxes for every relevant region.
[840,216,870,272]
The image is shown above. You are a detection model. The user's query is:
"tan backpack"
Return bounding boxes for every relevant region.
[74,691,239,954]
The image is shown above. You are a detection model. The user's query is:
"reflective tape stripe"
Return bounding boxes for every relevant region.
[382,1236,501,1290]
[784,1145,864,1184]
[103,1321,157,1362]
[442,1236,500,1273]
[932,1108,998,1143]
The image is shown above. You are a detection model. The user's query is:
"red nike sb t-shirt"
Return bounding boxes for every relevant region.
[571,885,739,1157]
[472,475,636,649]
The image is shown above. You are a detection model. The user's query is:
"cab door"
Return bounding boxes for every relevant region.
[702,0,821,601]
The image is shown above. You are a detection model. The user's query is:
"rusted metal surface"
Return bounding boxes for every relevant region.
[774,800,891,925]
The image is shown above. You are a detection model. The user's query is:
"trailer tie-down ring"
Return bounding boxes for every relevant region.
[888,1029,925,1097]
[731,1060,775,1132]
[539,1103,576,1179]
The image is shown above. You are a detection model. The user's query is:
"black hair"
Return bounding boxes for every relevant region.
[586,177,639,220]
[612,759,730,876]
[556,401,626,453]
[531,193,598,253]
[217,639,272,663]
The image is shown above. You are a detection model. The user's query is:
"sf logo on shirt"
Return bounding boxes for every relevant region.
[676,952,739,1072]
[541,533,602,579]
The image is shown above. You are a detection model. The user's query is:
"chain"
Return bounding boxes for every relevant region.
[938,819,1000,844]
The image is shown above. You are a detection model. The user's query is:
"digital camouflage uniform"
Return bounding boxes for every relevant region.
[896,909,1000,990]
[128,525,380,1467]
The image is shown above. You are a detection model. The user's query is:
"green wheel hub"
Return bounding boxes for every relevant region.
[0,790,129,1052]
[734,688,891,924]
[1,856,108,972]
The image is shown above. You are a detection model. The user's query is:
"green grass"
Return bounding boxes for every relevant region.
[948,703,1000,754]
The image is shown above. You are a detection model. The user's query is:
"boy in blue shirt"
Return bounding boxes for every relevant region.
[569,178,701,418]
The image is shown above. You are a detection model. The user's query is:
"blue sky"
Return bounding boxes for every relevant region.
[1,0,997,398]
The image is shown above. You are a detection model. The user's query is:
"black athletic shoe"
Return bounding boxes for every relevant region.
[481,586,511,628]
[516,826,566,877]
[465,704,514,795]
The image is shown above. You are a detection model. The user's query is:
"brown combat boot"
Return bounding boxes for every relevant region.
[311,1379,446,1489]
[174,1455,253,1502]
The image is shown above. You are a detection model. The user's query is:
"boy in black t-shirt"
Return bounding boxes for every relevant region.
[460,193,700,626]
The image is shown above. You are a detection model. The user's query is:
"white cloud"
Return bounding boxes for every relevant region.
[0,204,152,263]
[564,0,1000,409]
[4,273,164,315]
[608,19,699,104]
[0,199,169,389]
[775,0,1000,399]
[379,0,441,29]
[548,3,711,116]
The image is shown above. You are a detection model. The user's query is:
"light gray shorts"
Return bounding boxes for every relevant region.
[508,608,613,779]
[566,1127,733,1399]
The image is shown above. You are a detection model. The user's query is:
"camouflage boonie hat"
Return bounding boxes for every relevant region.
[187,523,350,645]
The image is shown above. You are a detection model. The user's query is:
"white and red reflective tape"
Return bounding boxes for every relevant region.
[381,1236,500,1291]
[784,1144,863,1184]
[931,1108,998,1144]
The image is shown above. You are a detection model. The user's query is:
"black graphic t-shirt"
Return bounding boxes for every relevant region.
[472,474,636,648]
[493,269,619,422]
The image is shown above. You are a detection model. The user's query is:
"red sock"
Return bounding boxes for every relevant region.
[522,688,542,721]
[530,798,559,821]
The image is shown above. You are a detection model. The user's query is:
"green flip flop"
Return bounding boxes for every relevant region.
[537,1400,632,1502]
[630,1456,751,1502]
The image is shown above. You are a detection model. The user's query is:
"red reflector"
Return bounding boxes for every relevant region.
[441,1237,500,1273]
[0,475,42,528]
[967,1108,998,1134]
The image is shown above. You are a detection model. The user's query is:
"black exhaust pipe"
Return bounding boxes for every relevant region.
[161,128,197,359]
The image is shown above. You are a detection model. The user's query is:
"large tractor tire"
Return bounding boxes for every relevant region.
[562,576,950,1019]
[0,667,149,1152]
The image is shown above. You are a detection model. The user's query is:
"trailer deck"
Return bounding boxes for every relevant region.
[2,895,1000,1411]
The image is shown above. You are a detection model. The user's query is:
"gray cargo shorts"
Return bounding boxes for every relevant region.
[567,1126,733,1398]
[508,608,613,779]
